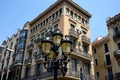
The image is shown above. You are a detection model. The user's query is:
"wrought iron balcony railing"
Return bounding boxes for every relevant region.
[69,29,80,38]
[24,58,32,67]
[21,69,95,80]
[82,35,90,44]
[35,54,43,63]
[72,48,92,61]
[21,69,80,80]
[27,43,34,52]
[14,60,23,65]
[34,38,42,47]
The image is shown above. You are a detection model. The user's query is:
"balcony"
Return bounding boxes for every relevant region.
[34,38,42,47]
[24,58,32,67]
[114,50,120,59]
[72,48,92,61]
[24,69,80,80]
[69,29,80,38]
[21,69,94,80]
[113,33,120,41]
[14,60,23,66]
[114,73,120,79]
[35,54,43,63]
[27,43,34,52]
[82,35,90,44]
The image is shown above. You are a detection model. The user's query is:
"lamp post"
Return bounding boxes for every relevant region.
[41,29,72,80]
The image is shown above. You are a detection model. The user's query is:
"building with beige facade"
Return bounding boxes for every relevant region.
[0,25,29,80]
[0,0,94,80]
[92,13,120,80]
[0,29,21,80]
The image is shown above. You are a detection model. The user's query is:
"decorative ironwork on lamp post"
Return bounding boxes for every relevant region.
[41,29,72,80]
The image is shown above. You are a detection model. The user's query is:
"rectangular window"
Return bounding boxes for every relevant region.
[82,18,84,25]
[104,43,109,53]
[66,8,69,15]
[74,14,77,20]
[78,16,81,22]
[29,52,32,59]
[83,62,90,75]
[36,64,41,76]
[105,54,111,65]
[70,11,73,17]
[54,24,58,31]
[70,24,75,30]
[96,72,99,77]
[25,67,30,78]
[71,58,77,71]
[56,11,59,17]
[10,42,13,49]
[83,44,88,53]
[117,43,120,50]
[94,59,98,66]
[82,30,87,35]
[107,68,113,80]
[93,48,97,54]
[59,8,62,15]
[71,37,77,48]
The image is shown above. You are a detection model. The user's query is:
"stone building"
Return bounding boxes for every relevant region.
[92,13,120,80]
[0,0,94,80]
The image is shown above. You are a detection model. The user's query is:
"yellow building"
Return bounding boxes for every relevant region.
[0,0,95,80]
[20,0,94,80]
[107,13,120,80]
[92,13,120,80]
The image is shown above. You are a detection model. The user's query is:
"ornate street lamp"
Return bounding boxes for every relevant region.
[41,29,72,80]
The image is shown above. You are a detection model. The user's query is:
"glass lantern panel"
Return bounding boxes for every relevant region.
[62,42,71,53]
[53,35,61,46]
[48,50,55,59]
[42,42,52,55]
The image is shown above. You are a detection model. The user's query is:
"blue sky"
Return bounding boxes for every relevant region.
[0,0,120,45]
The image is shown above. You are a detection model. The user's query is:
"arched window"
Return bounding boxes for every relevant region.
[114,27,119,35]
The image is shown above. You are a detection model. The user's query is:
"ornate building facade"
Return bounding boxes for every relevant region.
[92,13,120,80]
[0,0,94,80]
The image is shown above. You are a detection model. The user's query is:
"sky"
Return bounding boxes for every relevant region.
[0,0,120,45]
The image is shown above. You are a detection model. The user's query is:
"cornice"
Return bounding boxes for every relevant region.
[30,0,91,26]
